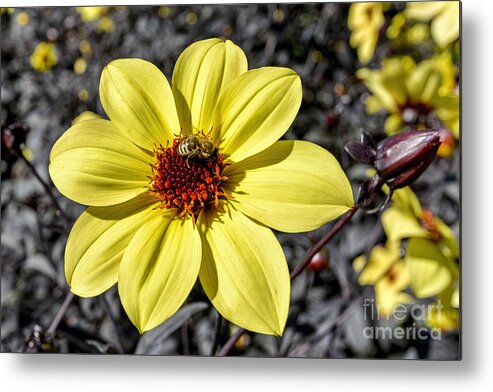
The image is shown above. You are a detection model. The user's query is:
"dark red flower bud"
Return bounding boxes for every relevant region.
[375,129,441,188]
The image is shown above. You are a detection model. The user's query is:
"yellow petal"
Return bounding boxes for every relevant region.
[451,287,459,308]
[172,38,248,134]
[198,201,290,336]
[407,61,442,103]
[49,119,152,206]
[357,34,378,64]
[405,2,443,20]
[356,243,401,286]
[434,216,459,258]
[356,68,398,112]
[118,212,201,333]
[375,282,414,318]
[100,58,179,150]
[365,95,386,114]
[66,193,161,297]
[71,111,103,125]
[391,187,423,217]
[384,113,404,135]
[431,2,459,48]
[223,140,354,233]
[405,238,453,298]
[434,95,460,138]
[212,67,302,163]
[381,207,429,243]
[380,62,410,107]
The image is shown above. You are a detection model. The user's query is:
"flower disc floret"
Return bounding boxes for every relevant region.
[150,138,227,219]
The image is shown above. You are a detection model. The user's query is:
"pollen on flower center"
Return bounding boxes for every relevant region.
[148,137,227,219]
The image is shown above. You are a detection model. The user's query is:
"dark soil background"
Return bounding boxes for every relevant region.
[1,4,459,358]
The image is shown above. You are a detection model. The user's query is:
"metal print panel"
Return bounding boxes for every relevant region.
[1,2,461,359]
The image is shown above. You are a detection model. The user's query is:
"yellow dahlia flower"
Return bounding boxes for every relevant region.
[348,2,388,64]
[354,186,459,323]
[357,55,459,138]
[49,38,354,335]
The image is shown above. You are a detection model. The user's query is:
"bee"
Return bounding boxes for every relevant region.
[177,133,216,166]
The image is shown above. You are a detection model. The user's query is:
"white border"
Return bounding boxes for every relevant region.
[2,0,493,390]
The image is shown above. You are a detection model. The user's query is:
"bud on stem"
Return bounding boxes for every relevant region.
[345,129,441,209]
[375,129,441,187]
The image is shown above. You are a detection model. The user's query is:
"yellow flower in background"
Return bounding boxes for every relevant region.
[49,38,354,335]
[387,12,432,47]
[405,1,459,48]
[425,286,459,331]
[76,6,109,22]
[15,11,30,26]
[30,42,58,73]
[381,187,459,260]
[382,187,459,330]
[73,58,88,74]
[354,187,459,330]
[97,16,114,33]
[357,55,459,138]
[354,242,413,317]
[348,2,388,64]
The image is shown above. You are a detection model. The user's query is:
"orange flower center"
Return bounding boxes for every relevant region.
[149,137,227,220]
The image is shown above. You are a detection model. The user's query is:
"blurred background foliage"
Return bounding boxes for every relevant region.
[1,2,459,358]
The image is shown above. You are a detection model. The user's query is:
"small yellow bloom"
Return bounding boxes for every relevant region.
[97,16,114,33]
[386,12,406,40]
[357,55,459,137]
[30,42,58,73]
[405,23,430,45]
[186,11,198,25]
[76,6,109,22]
[158,6,170,18]
[0,8,14,15]
[354,242,413,318]
[78,89,89,102]
[16,11,30,26]
[381,187,459,259]
[73,58,88,74]
[381,187,459,304]
[49,38,354,335]
[79,40,92,57]
[405,1,459,48]
[374,261,414,318]
[348,2,387,64]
